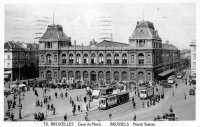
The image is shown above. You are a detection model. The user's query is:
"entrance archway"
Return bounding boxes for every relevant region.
[46,70,52,81]
[90,71,96,81]
[137,71,145,82]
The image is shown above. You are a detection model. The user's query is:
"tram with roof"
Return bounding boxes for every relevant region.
[99,91,129,110]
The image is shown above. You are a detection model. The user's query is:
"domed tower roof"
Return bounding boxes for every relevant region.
[39,24,71,43]
[129,21,161,40]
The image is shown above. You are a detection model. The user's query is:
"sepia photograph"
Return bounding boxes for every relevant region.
[3,1,197,124]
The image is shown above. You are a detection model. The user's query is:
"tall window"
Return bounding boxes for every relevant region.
[54,72,57,78]
[69,54,74,64]
[114,72,119,81]
[138,53,144,65]
[147,54,151,63]
[121,72,127,81]
[114,54,119,64]
[99,53,104,64]
[62,54,67,64]
[131,73,135,80]
[41,72,44,79]
[139,40,145,47]
[83,54,88,64]
[46,42,52,48]
[76,54,81,64]
[61,71,66,79]
[91,54,96,64]
[7,55,10,60]
[131,55,135,62]
[106,54,111,64]
[122,53,127,64]
[46,54,52,64]
[54,55,57,62]
[41,55,44,62]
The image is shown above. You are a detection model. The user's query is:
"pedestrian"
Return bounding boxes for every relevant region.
[77,95,79,102]
[53,107,56,115]
[65,92,68,98]
[109,113,112,121]
[34,113,37,121]
[10,113,14,121]
[133,102,136,109]
[51,104,54,110]
[86,104,89,111]
[78,105,80,112]
[47,104,50,110]
[175,83,178,88]
[169,106,173,113]
[132,97,134,103]
[184,93,187,100]
[85,112,88,121]
[72,109,75,116]
[64,114,67,121]
[55,92,57,98]
[133,114,136,121]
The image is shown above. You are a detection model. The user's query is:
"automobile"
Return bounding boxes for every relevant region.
[176,73,183,79]
[189,89,195,95]
[168,76,175,84]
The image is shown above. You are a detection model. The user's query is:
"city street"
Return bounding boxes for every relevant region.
[4,69,195,121]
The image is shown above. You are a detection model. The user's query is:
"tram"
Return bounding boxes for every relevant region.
[99,91,129,110]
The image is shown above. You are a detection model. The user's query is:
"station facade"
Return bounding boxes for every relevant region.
[39,21,180,84]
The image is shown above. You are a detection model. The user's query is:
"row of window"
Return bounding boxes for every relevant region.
[41,53,152,65]
[41,71,151,81]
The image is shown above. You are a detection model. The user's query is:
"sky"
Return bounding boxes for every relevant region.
[5,3,196,50]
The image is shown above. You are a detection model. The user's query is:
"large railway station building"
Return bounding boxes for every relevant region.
[39,20,180,84]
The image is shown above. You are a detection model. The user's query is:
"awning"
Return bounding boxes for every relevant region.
[158,69,175,77]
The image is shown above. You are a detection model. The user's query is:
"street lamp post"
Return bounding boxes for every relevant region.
[18,91,22,119]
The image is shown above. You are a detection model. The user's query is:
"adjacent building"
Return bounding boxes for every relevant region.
[4,41,39,81]
[190,40,196,76]
[39,21,180,84]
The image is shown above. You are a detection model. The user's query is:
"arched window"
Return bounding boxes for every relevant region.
[75,71,81,80]
[83,71,89,80]
[138,53,144,65]
[54,55,57,62]
[114,71,119,81]
[41,71,44,79]
[83,54,88,64]
[68,71,74,79]
[121,71,127,81]
[147,54,151,63]
[99,53,104,64]
[69,54,74,64]
[61,71,66,79]
[76,54,81,64]
[46,54,52,64]
[98,71,104,81]
[41,55,44,62]
[91,54,96,64]
[114,54,119,64]
[106,71,111,83]
[46,70,52,81]
[106,54,111,64]
[62,54,66,64]
[122,53,127,64]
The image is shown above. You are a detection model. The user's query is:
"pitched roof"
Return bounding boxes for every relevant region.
[95,40,128,47]
[129,21,161,40]
[162,43,179,50]
[4,41,24,50]
[40,24,71,42]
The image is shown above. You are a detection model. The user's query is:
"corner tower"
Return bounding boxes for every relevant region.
[129,21,162,49]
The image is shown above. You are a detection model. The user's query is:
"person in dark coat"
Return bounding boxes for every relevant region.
[34,113,37,121]
[64,114,67,121]
[10,113,14,121]
[133,114,136,121]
